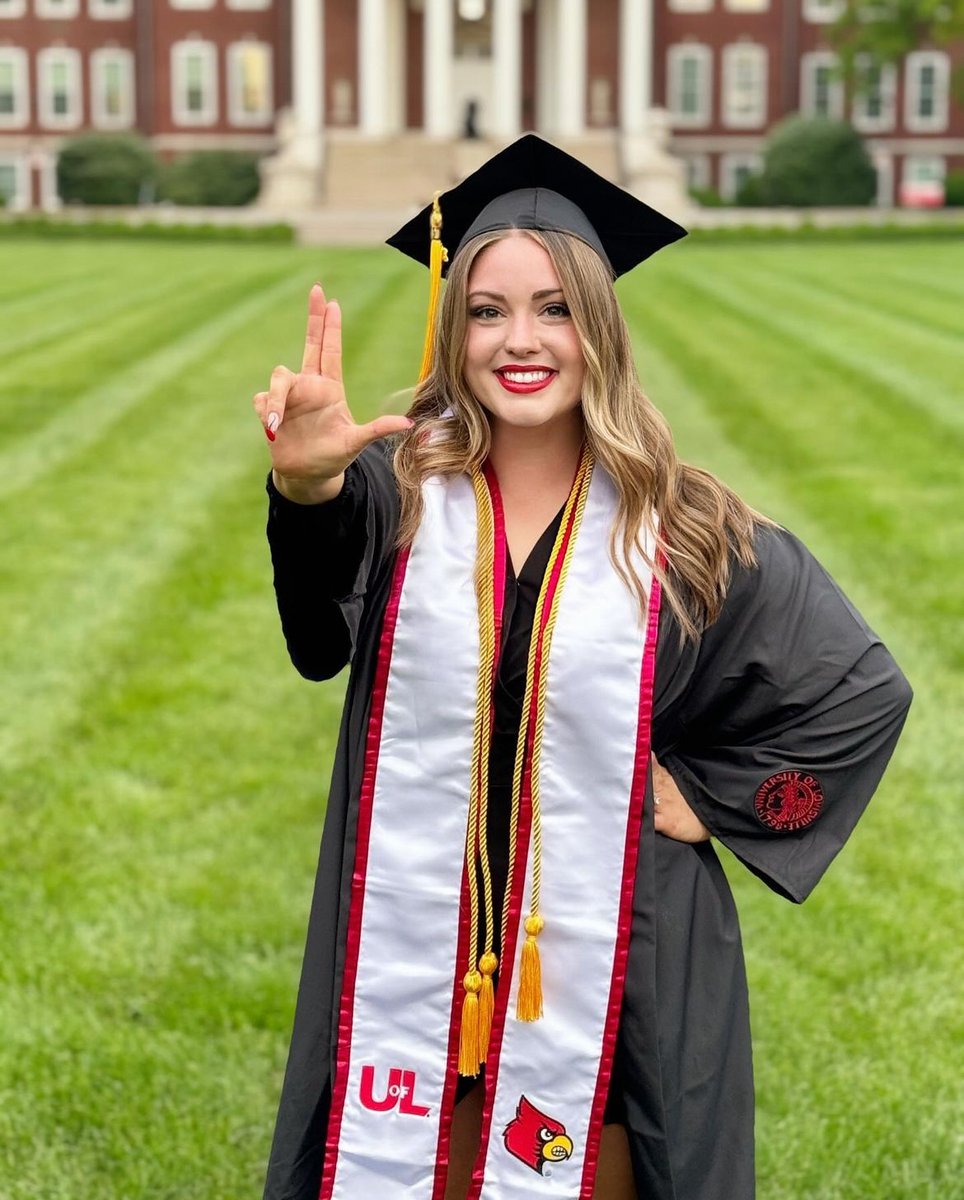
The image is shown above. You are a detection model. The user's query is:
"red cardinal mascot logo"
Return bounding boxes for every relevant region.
[502,1095,574,1175]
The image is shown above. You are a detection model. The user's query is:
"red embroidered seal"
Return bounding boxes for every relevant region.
[754,771,824,832]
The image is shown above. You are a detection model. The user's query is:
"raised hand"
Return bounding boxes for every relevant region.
[253,283,413,504]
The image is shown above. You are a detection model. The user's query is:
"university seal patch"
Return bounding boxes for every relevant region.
[754,771,824,832]
[502,1096,574,1175]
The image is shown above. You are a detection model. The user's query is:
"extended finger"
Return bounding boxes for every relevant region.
[301,283,327,375]
[252,390,269,422]
[320,300,343,382]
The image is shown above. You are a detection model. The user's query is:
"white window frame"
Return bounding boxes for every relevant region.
[904,51,949,133]
[901,154,946,185]
[37,46,83,129]
[171,39,218,126]
[35,0,80,16]
[227,40,273,127]
[667,43,713,129]
[0,0,27,19]
[720,152,763,201]
[724,0,769,9]
[799,50,844,119]
[852,55,896,132]
[226,0,271,9]
[802,0,844,21]
[169,0,214,9]
[89,0,134,18]
[684,154,712,190]
[0,47,29,129]
[668,0,713,10]
[0,153,29,211]
[722,42,767,129]
[90,46,134,128]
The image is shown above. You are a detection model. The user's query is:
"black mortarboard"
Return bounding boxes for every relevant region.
[386,132,688,281]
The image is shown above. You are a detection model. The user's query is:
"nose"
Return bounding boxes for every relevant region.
[503,311,540,357]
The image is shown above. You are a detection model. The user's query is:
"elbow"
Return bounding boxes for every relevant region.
[287,629,352,682]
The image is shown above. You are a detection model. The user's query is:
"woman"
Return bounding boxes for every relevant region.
[253,136,911,1200]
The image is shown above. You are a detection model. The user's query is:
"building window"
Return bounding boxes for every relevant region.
[37,46,82,128]
[683,154,711,190]
[0,48,29,128]
[170,0,214,9]
[0,155,27,209]
[724,0,768,9]
[226,0,271,8]
[89,0,133,17]
[668,0,713,9]
[803,0,844,21]
[904,51,949,133]
[899,154,945,206]
[227,40,272,126]
[0,0,27,19]
[722,42,767,128]
[667,44,712,128]
[852,56,896,132]
[36,0,81,16]
[720,152,762,201]
[800,51,844,118]
[171,40,218,126]
[91,47,134,127]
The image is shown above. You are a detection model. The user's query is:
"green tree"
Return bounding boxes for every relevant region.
[756,116,877,206]
[829,1,964,101]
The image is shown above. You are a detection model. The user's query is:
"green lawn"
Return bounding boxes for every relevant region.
[0,236,960,1199]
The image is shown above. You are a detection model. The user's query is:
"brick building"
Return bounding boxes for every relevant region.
[0,0,961,211]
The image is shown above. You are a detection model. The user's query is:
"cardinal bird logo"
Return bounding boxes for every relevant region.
[502,1095,574,1175]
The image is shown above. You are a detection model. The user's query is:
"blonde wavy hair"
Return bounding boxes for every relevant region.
[393,228,769,639]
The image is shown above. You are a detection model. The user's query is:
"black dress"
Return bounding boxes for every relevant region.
[261,441,911,1200]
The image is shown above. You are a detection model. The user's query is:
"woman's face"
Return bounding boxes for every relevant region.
[462,233,585,437]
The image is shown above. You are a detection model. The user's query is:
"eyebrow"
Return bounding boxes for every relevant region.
[467,288,565,302]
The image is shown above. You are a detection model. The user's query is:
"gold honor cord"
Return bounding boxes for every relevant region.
[500,447,595,1023]
[458,469,499,1076]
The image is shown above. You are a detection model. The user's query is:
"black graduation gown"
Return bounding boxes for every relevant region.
[261,442,911,1200]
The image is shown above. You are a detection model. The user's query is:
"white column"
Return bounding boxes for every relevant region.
[292,0,323,154]
[359,0,388,135]
[556,0,586,137]
[424,0,454,137]
[492,0,522,139]
[535,0,557,134]
[619,0,651,135]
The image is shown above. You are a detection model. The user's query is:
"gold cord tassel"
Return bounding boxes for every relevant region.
[458,971,482,1076]
[516,915,545,1021]
[417,192,448,384]
[477,950,498,1059]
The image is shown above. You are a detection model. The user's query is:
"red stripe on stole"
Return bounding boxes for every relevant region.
[431,468,508,1200]
[468,464,589,1199]
[319,545,411,1200]
[578,570,663,1199]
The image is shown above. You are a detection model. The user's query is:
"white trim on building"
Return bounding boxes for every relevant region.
[682,152,711,190]
[227,40,273,127]
[904,50,950,133]
[799,50,844,119]
[90,46,135,128]
[668,0,712,11]
[0,151,28,210]
[226,0,272,9]
[37,46,83,130]
[802,0,844,22]
[667,42,713,129]
[0,46,30,130]
[0,0,27,19]
[89,0,134,18]
[722,41,767,129]
[36,0,80,17]
[169,0,215,9]
[719,150,762,199]
[171,39,219,127]
[724,0,769,8]
[852,56,897,133]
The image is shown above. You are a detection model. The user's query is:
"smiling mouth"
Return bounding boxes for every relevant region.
[495,368,557,393]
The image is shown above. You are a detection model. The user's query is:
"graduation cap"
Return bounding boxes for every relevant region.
[386,133,688,380]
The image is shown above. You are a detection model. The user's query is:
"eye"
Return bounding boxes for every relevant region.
[538,1126,554,1142]
[543,302,571,318]
[469,305,501,320]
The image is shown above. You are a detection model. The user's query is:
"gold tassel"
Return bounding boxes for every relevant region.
[477,951,498,1061]
[516,915,545,1021]
[417,192,448,384]
[458,970,483,1076]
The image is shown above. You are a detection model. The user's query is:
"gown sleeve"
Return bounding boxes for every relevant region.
[659,524,913,904]
[265,440,400,681]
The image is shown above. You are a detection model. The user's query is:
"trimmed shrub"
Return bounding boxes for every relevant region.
[756,117,876,207]
[157,152,262,206]
[689,185,726,208]
[57,134,157,205]
[944,171,964,207]
[734,174,767,207]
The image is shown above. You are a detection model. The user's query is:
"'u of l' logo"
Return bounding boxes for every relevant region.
[359,1065,431,1116]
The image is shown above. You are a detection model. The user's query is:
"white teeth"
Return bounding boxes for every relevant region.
[501,370,551,383]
